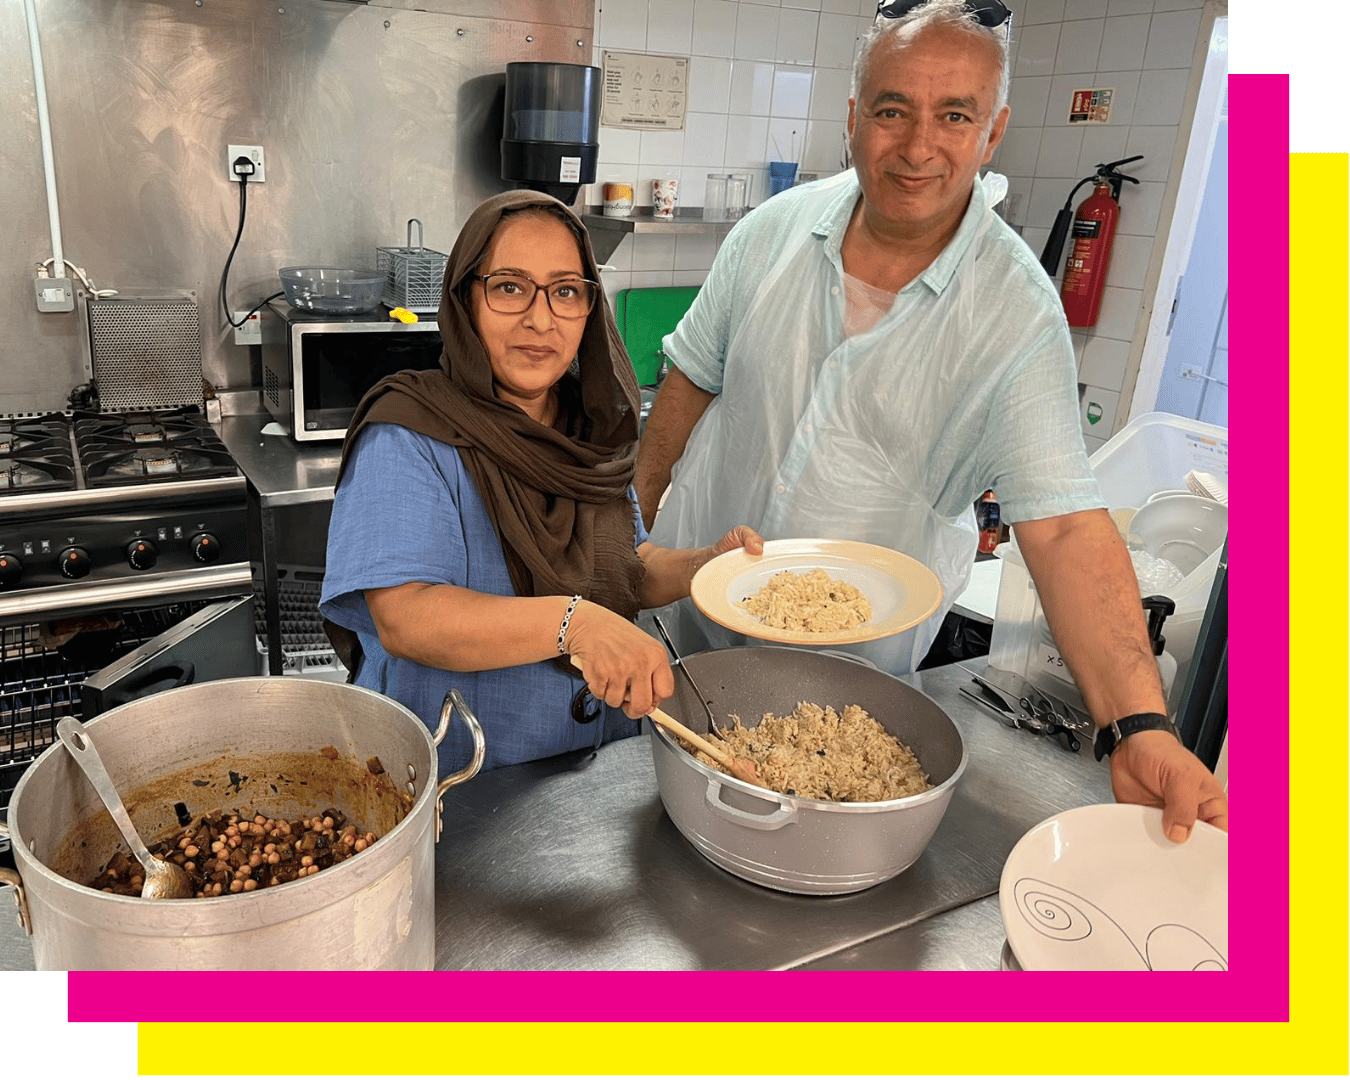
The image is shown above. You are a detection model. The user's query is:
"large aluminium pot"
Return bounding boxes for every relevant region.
[650,647,966,895]
[0,677,483,970]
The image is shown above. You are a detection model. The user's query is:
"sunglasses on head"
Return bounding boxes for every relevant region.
[875,0,1013,29]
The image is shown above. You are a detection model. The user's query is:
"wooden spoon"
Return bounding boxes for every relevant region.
[568,656,763,786]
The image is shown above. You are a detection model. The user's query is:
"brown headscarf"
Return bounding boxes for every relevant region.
[326,191,645,672]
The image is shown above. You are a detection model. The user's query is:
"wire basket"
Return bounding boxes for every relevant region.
[376,218,448,313]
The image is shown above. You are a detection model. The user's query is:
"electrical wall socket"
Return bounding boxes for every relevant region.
[34,275,75,312]
[232,310,263,345]
[227,144,266,183]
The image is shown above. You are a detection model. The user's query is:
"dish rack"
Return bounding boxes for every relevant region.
[376,218,447,313]
[254,574,347,681]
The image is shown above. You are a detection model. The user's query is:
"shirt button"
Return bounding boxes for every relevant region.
[803,422,814,433]
[775,483,787,495]
[831,286,840,296]
[829,358,839,369]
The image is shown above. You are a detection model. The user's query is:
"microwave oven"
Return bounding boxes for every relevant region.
[260,301,444,441]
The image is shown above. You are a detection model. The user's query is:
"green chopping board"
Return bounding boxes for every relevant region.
[613,286,700,386]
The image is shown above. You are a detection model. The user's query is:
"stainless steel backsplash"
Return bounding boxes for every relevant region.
[1,0,592,413]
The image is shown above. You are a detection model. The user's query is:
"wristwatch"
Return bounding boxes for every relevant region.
[1093,712,1180,761]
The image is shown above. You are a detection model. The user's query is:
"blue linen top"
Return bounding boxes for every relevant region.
[320,422,647,778]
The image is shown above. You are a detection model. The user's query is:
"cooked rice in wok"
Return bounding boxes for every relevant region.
[738,568,871,632]
[689,701,931,802]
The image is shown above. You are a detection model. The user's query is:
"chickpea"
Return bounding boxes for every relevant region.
[235,865,252,879]
[300,855,313,868]
[254,815,266,825]
[322,816,335,829]
[229,880,243,893]
[263,843,276,855]
[267,852,280,865]
[354,839,367,853]
[228,835,241,849]
[242,878,258,892]
[184,861,196,873]
[177,835,192,850]
[184,845,199,858]
[248,852,263,869]
[225,825,238,838]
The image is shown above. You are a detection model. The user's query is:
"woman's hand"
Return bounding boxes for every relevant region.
[564,600,674,719]
[636,526,765,609]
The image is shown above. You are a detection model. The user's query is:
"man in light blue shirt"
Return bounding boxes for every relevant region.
[636,0,1227,844]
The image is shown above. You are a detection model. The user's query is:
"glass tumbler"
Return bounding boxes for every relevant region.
[725,174,748,219]
[703,174,730,221]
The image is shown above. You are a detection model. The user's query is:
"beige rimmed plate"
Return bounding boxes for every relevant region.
[689,538,943,645]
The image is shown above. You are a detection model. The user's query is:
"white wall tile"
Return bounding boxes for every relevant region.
[1105,0,1151,15]
[1093,285,1142,340]
[692,0,740,57]
[1070,332,1088,365]
[599,3,648,49]
[995,127,1042,177]
[735,4,781,61]
[675,231,719,269]
[1117,179,1165,235]
[810,67,853,119]
[1082,433,1107,455]
[683,112,731,164]
[1014,23,1061,77]
[854,0,874,15]
[602,269,631,309]
[1143,8,1204,69]
[820,0,856,11]
[687,55,733,113]
[1079,384,1120,435]
[1055,18,1103,74]
[1028,176,1071,229]
[1079,334,1131,390]
[1153,0,1203,9]
[771,66,814,117]
[672,269,711,286]
[1105,232,1152,290]
[639,129,687,166]
[1087,70,1140,126]
[631,269,677,287]
[1021,0,1067,25]
[804,118,847,170]
[767,116,806,163]
[1036,125,1085,177]
[678,165,715,205]
[1001,175,1035,227]
[783,0,822,8]
[1065,0,1108,15]
[597,126,643,165]
[647,0,696,53]
[631,232,679,271]
[730,59,776,115]
[1124,125,1179,183]
[1022,225,1051,258]
[815,13,860,68]
[777,7,820,64]
[1046,73,1094,124]
[1008,76,1052,127]
[1096,14,1149,70]
[1077,124,1129,176]
[724,114,771,167]
[1132,66,1190,126]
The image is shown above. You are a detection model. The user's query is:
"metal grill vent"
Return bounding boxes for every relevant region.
[264,364,280,410]
[87,296,203,411]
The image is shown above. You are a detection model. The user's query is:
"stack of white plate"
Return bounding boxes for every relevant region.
[998,803,1228,971]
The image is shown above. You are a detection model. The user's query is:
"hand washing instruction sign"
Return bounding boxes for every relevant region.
[601,50,688,130]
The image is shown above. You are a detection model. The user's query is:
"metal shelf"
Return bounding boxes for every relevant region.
[580,209,737,263]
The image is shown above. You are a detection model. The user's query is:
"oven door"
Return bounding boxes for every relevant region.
[81,596,257,718]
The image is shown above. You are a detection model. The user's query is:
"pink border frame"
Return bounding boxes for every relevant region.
[66,73,1286,1026]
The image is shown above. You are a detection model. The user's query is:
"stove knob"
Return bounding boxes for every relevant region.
[191,532,222,564]
[126,538,158,570]
[59,546,92,579]
[0,552,22,589]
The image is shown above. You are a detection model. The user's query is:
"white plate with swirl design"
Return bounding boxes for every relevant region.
[999,803,1228,971]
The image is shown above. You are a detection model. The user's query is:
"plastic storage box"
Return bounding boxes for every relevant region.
[987,412,1228,716]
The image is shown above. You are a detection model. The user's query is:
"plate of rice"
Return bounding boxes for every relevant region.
[689,538,943,645]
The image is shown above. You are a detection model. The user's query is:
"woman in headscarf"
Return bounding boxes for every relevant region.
[321,191,761,777]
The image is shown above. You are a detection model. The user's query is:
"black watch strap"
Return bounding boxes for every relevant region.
[1093,712,1180,761]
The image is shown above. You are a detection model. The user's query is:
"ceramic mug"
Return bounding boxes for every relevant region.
[602,182,634,218]
[652,178,679,221]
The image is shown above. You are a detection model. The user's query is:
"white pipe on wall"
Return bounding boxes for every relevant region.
[23,0,65,277]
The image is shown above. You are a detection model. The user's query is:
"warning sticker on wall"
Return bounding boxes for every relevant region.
[601,50,688,130]
[1067,87,1114,124]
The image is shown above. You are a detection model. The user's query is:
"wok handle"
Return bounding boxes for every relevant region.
[703,776,798,831]
[433,688,486,842]
[0,867,32,936]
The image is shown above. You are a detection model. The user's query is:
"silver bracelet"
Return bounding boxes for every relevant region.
[557,594,582,655]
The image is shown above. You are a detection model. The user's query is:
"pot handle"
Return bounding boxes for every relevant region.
[432,688,486,842]
[0,868,32,936]
[703,776,798,831]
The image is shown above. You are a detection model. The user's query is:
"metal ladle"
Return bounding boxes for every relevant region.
[56,717,193,900]
[652,615,728,741]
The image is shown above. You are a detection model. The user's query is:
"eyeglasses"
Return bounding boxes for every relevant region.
[475,272,598,319]
[571,683,601,724]
[874,0,1012,30]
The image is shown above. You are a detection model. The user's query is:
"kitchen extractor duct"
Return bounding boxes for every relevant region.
[500,62,600,206]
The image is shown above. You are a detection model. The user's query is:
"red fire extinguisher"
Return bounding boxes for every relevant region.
[1039,155,1142,328]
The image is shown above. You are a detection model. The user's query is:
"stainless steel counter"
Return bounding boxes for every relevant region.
[0,661,1113,971]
